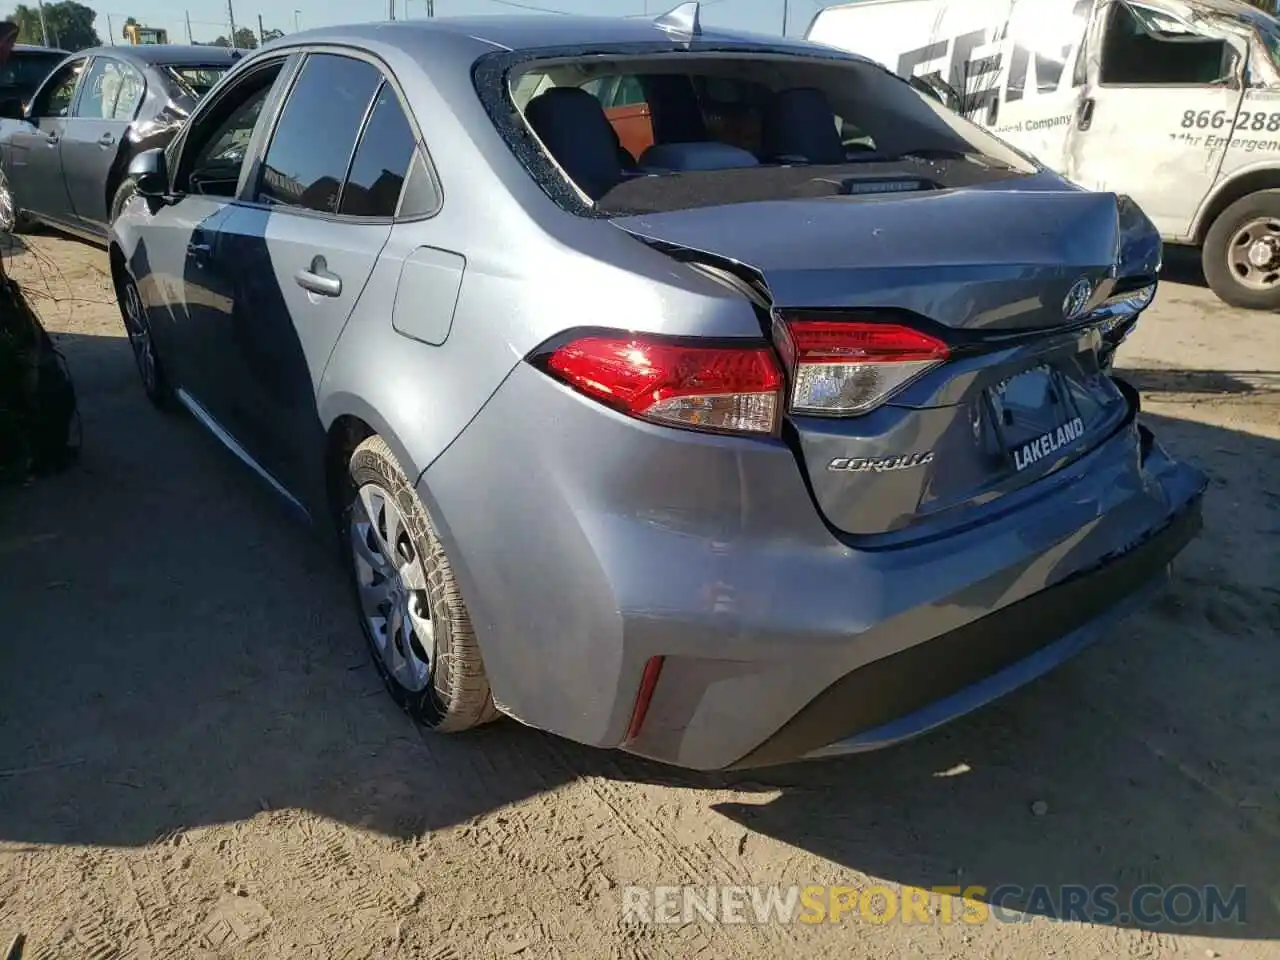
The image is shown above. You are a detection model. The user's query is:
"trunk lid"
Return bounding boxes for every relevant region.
[613,187,1160,540]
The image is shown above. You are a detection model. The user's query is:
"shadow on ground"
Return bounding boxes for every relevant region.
[1161,244,1209,288]
[1119,366,1280,396]
[1,330,1276,940]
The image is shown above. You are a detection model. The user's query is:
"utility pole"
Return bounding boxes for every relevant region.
[34,0,49,46]
[257,12,264,44]
[185,10,193,43]
[781,0,788,36]
[227,0,238,47]
[106,12,115,44]
[293,8,300,31]
[389,0,396,19]
[427,0,434,16]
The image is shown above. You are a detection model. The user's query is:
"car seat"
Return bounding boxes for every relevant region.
[760,87,848,165]
[525,87,626,200]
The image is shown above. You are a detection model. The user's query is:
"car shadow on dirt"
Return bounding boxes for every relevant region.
[1119,366,1280,397]
[1160,244,1209,288]
[0,329,1276,941]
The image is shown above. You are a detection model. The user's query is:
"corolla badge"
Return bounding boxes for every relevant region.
[1062,277,1094,321]
[828,452,934,473]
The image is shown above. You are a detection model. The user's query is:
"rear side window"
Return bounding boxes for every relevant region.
[339,82,418,218]
[75,58,145,120]
[256,53,381,214]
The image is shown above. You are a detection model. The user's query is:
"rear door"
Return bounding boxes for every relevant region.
[6,56,84,225]
[61,55,144,234]
[213,51,398,503]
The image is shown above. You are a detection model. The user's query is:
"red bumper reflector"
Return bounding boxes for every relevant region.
[624,656,665,743]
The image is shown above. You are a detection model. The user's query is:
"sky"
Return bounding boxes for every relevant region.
[65,0,820,48]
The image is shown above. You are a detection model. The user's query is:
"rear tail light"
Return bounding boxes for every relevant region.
[774,317,950,415]
[536,333,783,435]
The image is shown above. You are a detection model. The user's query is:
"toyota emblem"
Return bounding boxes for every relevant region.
[1062,277,1094,321]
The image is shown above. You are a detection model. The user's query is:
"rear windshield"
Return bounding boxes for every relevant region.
[0,52,65,93]
[487,49,1037,216]
[167,65,229,99]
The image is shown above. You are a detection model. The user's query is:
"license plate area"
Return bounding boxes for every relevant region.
[987,365,1087,473]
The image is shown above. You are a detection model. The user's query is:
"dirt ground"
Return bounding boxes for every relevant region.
[0,232,1276,960]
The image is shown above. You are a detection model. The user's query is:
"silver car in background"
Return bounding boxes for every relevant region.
[108,6,1206,770]
[0,44,235,241]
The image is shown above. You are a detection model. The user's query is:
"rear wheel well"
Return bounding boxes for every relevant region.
[1195,169,1280,243]
[325,415,375,528]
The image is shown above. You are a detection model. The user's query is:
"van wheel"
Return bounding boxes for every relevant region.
[344,434,499,732]
[1202,190,1280,310]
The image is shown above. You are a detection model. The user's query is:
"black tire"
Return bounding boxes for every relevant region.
[345,434,499,732]
[1202,189,1280,310]
[116,271,174,410]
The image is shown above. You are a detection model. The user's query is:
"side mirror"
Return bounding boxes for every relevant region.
[128,148,168,198]
[0,97,25,120]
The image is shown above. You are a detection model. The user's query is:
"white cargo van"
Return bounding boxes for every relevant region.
[808,0,1280,309]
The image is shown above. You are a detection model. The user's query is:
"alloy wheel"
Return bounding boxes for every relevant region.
[0,178,14,234]
[349,483,435,693]
[120,280,159,395]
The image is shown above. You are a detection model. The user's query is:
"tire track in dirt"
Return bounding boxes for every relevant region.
[539,740,797,955]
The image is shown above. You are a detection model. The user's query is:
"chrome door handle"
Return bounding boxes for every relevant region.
[97,133,115,147]
[295,255,341,297]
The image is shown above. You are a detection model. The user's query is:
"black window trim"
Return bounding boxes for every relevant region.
[71,55,148,122]
[238,43,443,224]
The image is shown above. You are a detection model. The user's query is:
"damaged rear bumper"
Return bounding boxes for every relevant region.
[739,478,1203,767]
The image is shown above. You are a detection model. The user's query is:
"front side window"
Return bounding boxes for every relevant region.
[177,63,282,197]
[256,53,381,214]
[1100,1,1238,85]
[34,59,84,118]
[613,75,646,107]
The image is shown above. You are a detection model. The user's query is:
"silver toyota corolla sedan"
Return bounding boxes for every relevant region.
[109,5,1207,770]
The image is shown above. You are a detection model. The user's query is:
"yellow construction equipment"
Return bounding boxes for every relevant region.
[123,23,168,44]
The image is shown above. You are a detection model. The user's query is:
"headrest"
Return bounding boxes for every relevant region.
[638,142,761,172]
[761,87,847,165]
[525,87,623,200]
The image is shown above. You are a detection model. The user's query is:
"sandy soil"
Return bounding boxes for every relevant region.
[0,234,1276,960]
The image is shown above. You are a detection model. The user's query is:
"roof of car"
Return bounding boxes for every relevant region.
[75,44,241,67]
[12,43,69,55]
[278,13,847,59]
